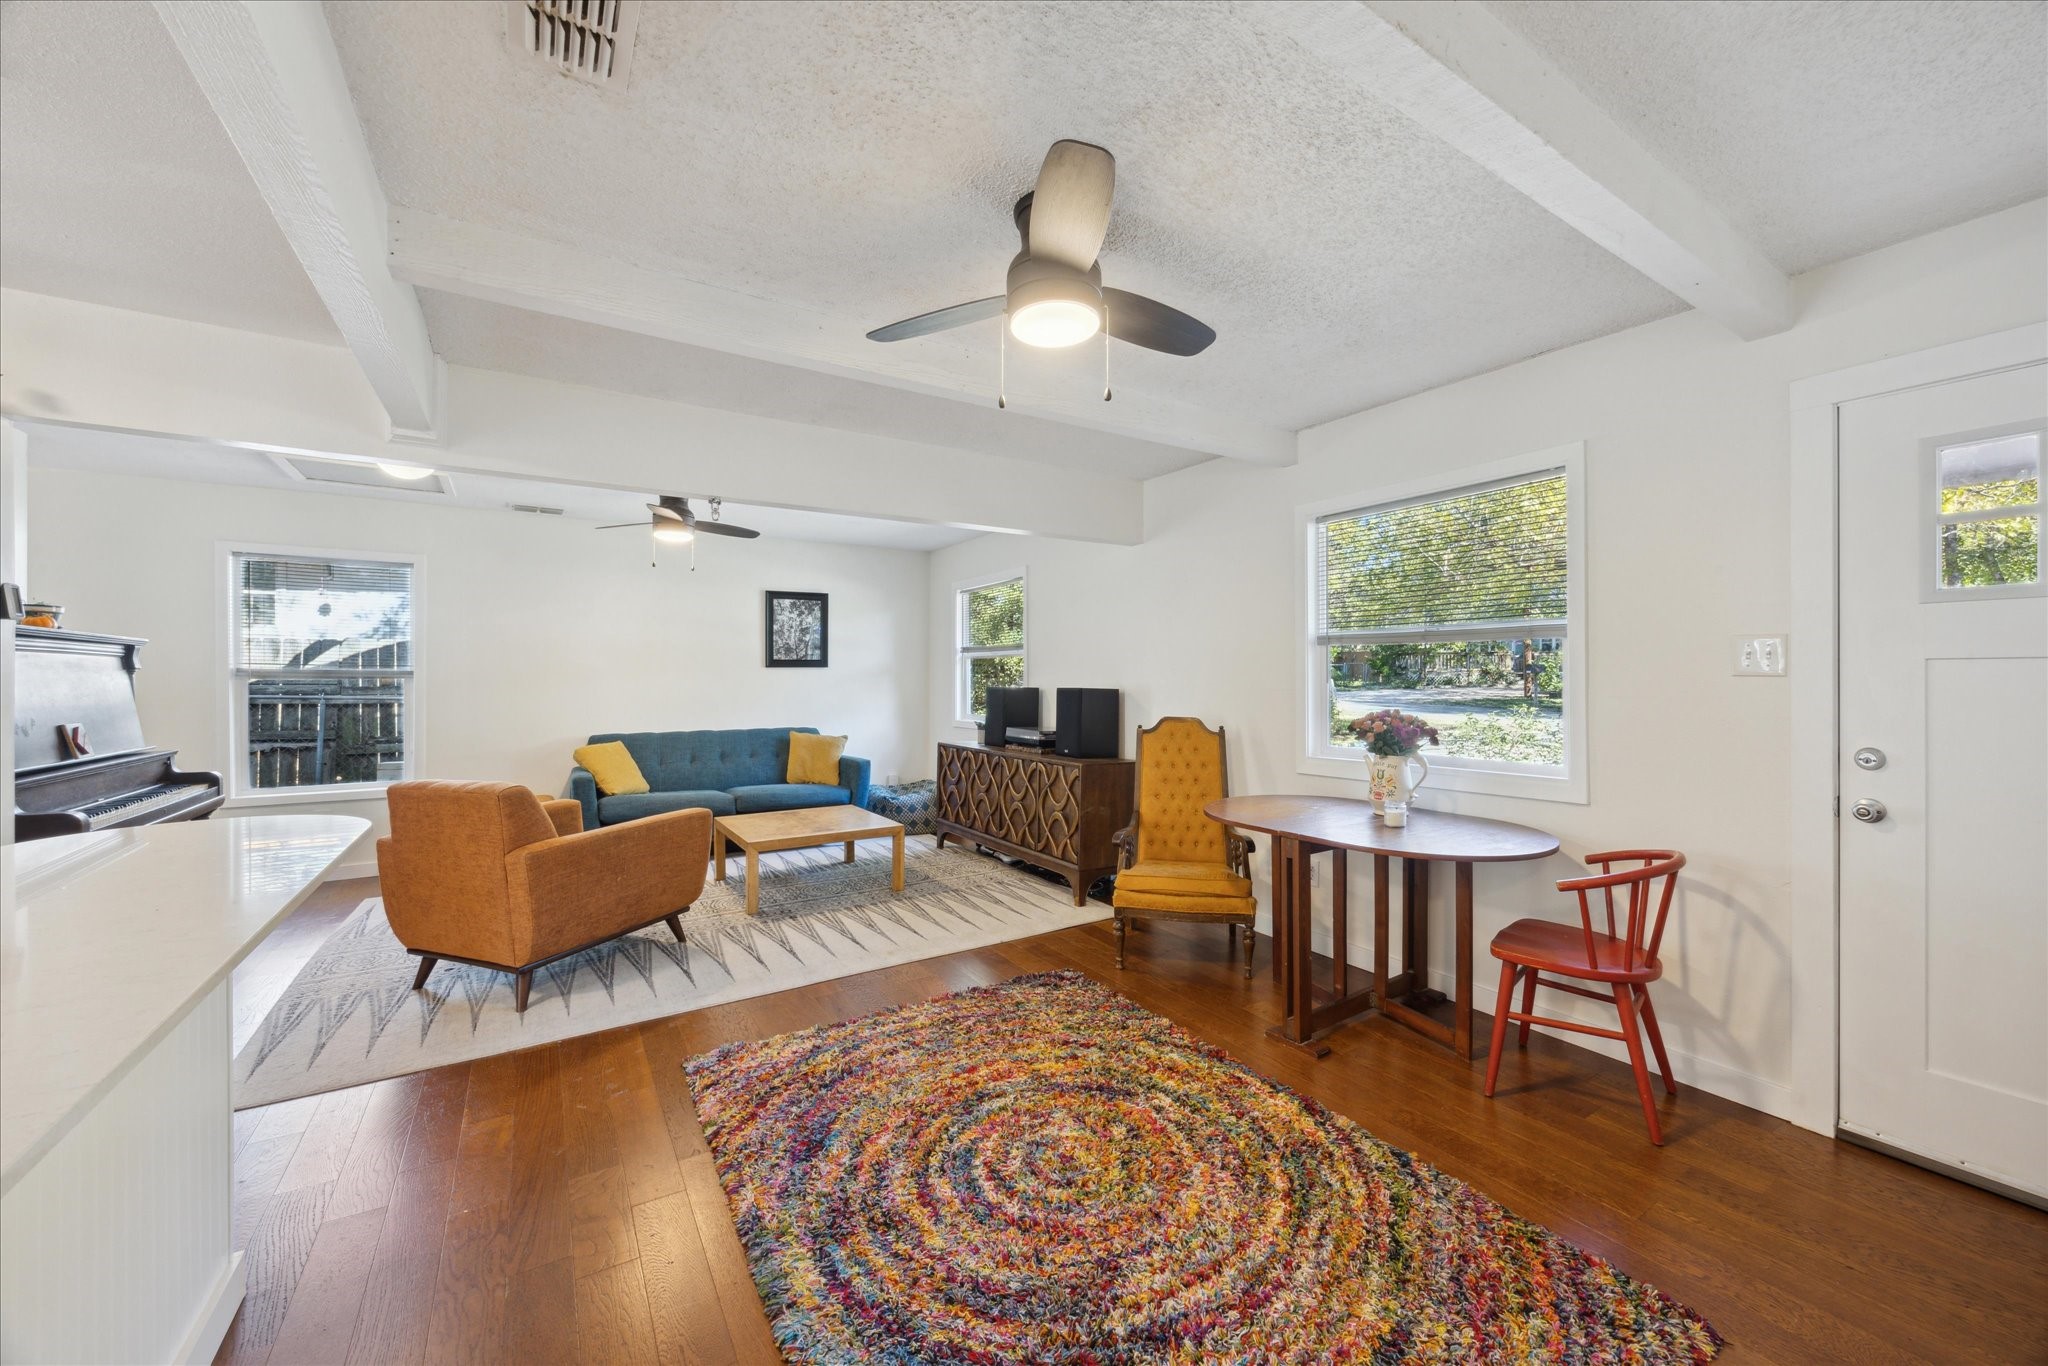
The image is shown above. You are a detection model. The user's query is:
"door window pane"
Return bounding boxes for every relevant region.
[1937,432,2039,513]
[1939,515,2041,589]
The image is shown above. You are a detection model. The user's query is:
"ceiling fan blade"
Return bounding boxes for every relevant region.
[692,520,760,539]
[866,296,1005,342]
[1028,140,1114,270]
[596,521,652,530]
[1103,288,1216,356]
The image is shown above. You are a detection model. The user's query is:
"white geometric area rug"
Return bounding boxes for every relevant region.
[233,836,1104,1108]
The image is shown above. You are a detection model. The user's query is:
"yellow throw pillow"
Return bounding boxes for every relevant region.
[787,732,847,786]
[574,741,649,796]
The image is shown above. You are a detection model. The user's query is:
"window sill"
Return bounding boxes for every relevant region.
[223,784,394,811]
[1296,753,1587,805]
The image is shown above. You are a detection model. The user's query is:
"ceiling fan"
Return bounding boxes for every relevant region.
[865,140,1216,367]
[599,496,760,559]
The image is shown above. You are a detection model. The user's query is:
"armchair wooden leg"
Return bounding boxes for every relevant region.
[1114,916,1127,969]
[1484,961,1518,1097]
[514,969,533,1014]
[411,956,438,991]
[665,913,688,944]
[1241,921,1254,979]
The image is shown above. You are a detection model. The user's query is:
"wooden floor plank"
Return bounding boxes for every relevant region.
[275,1084,375,1195]
[343,1157,457,1366]
[224,893,2048,1366]
[634,1189,740,1365]
[265,1206,386,1366]
[572,1259,660,1366]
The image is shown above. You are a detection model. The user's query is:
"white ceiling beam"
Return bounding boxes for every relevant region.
[153,0,442,439]
[1257,0,1794,339]
[386,208,1297,467]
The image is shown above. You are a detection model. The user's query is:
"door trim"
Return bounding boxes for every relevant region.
[1786,322,2048,1136]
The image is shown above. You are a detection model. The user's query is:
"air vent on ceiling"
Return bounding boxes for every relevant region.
[511,503,566,516]
[507,1,640,87]
[272,455,454,496]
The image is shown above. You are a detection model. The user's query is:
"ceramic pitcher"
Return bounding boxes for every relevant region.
[1368,751,1430,814]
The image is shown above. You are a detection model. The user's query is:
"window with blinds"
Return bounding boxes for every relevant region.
[957,574,1025,722]
[1307,465,1577,782]
[229,551,415,795]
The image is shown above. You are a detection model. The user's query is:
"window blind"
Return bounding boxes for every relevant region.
[233,553,414,672]
[1316,470,1567,641]
[960,577,1024,652]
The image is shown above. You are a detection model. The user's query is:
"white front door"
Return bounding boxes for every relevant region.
[1836,360,2048,1200]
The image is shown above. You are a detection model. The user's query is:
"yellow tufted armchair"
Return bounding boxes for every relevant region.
[1110,717,1257,977]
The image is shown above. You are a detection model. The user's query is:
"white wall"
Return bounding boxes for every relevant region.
[28,467,929,875]
[927,198,2048,1128]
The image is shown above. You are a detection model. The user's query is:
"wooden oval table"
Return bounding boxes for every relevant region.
[1206,795,1560,1059]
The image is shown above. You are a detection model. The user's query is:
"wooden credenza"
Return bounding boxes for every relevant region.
[933,742,1135,905]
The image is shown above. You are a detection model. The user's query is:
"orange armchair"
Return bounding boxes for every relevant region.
[1110,718,1257,977]
[376,781,710,1012]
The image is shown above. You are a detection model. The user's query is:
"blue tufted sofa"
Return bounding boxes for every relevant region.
[566,727,873,831]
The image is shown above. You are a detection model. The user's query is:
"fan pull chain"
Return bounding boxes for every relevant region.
[997,322,1007,409]
[1102,302,1112,402]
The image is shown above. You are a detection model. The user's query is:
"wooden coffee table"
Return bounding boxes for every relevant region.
[712,805,906,916]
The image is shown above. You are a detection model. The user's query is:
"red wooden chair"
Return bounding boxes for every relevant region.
[1483,850,1687,1144]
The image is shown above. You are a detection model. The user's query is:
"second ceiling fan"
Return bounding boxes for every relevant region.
[866,139,1216,361]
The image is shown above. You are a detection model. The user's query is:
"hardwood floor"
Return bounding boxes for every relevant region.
[219,877,2048,1365]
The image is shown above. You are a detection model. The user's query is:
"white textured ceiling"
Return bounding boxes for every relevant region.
[324,0,1686,432]
[1492,0,2048,274]
[0,0,337,342]
[24,423,977,551]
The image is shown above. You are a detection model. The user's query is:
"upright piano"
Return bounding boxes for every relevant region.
[12,626,224,841]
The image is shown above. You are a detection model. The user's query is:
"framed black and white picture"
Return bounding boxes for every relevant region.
[764,591,829,667]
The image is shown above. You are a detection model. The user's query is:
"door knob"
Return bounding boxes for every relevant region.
[1850,797,1887,824]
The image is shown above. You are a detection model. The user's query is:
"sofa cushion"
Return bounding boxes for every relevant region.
[599,789,736,823]
[787,731,846,785]
[729,783,850,813]
[587,728,817,793]
[572,740,649,796]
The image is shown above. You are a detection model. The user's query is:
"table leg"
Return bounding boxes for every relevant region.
[1288,841,1325,1055]
[714,828,727,883]
[745,848,760,916]
[1273,840,1294,999]
[844,840,856,863]
[1331,848,1348,1002]
[1373,853,1390,1008]
[1454,860,1474,1059]
[1407,859,1430,987]
[891,830,905,892]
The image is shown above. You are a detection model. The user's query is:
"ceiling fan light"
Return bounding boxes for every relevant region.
[376,461,435,480]
[652,522,694,545]
[1006,274,1102,348]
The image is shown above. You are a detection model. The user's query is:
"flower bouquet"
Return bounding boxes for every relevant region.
[1347,709,1438,821]
[1347,709,1440,756]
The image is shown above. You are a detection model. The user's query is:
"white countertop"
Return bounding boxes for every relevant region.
[1,815,367,1192]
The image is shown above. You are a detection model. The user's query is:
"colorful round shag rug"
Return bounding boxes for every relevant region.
[685,970,1722,1364]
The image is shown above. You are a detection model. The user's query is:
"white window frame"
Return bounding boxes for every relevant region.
[1918,419,2045,604]
[953,568,1027,727]
[220,542,420,807]
[1296,442,1587,804]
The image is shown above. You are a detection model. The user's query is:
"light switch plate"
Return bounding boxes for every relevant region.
[1733,634,1788,676]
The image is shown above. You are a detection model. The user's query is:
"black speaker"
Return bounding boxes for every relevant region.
[1054,688,1120,758]
[983,686,1039,745]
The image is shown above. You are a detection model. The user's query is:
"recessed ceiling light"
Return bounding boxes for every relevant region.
[377,462,436,481]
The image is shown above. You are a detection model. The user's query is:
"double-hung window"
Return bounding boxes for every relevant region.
[956,572,1025,723]
[229,549,416,800]
[1302,445,1585,802]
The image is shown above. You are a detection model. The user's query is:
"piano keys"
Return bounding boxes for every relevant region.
[12,626,223,842]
